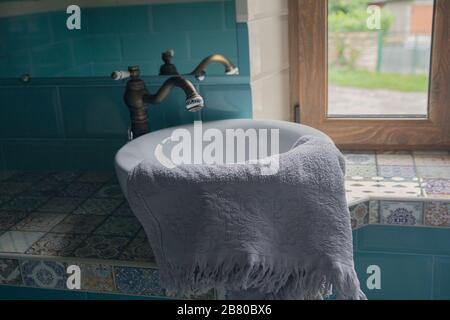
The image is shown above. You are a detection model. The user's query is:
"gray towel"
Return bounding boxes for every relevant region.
[127,135,366,300]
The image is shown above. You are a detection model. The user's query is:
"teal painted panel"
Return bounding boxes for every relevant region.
[0,285,87,300]
[2,140,68,171]
[433,257,450,299]
[224,0,237,30]
[87,6,150,35]
[89,35,122,63]
[0,49,31,78]
[66,139,126,171]
[354,251,433,300]
[59,86,129,139]
[0,87,61,139]
[200,84,252,121]
[152,1,224,32]
[358,225,450,256]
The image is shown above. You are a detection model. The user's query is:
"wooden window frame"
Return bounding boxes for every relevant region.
[288,0,450,150]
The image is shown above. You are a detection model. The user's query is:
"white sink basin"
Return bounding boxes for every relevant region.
[115,119,331,198]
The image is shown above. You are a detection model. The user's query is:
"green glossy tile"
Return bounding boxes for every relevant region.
[152,1,224,32]
[200,85,252,121]
[189,30,238,61]
[66,140,125,171]
[354,251,433,300]
[88,35,122,63]
[121,32,189,62]
[358,225,450,256]
[0,87,60,139]
[433,257,450,299]
[31,42,74,77]
[224,0,237,30]
[0,285,87,300]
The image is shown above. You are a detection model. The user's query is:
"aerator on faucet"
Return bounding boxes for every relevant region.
[112,66,204,140]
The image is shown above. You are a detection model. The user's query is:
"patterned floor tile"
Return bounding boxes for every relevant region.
[120,231,155,263]
[380,201,424,226]
[0,231,45,253]
[10,172,49,183]
[368,200,380,224]
[51,215,106,234]
[377,152,414,166]
[76,263,115,292]
[0,181,32,195]
[0,258,22,285]
[1,196,47,212]
[416,166,450,179]
[59,182,103,198]
[349,203,369,229]
[422,179,450,196]
[12,212,67,232]
[0,171,16,182]
[377,166,417,180]
[27,178,66,198]
[48,171,80,183]
[74,235,130,260]
[424,202,450,227]
[94,216,142,237]
[112,202,134,216]
[0,210,30,230]
[20,260,66,289]
[72,198,122,216]
[414,154,450,166]
[94,184,125,199]
[114,267,165,296]
[77,172,114,183]
[345,165,377,178]
[37,197,85,213]
[26,233,87,257]
[343,152,376,165]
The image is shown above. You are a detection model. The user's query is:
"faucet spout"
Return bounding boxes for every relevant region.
[190,54,239,80]
[143,76,204,112]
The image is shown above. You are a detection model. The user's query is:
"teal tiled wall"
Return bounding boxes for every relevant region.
[353,225,450,300]
[0,75,252,171]
[0,0,253,171]
[0,0,241,77]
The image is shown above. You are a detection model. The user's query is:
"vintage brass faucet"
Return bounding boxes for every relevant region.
[189,54,239,80]
[112,66,204,139]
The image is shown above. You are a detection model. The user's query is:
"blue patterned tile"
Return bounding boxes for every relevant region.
[37,197,85,213]
[59,182,103,198]
[377,152,414,166]
[0,210,29,230]
[26,233,87,257]
[349,202,369,229]
[423,179,450,196]
[424,202,450,227]
[94,216,141,237]
[1,196,47,212]
[114,267,164,296]
[51,215,106,234]
[73,198,122,216]
[416,166,450,179]
[74,235,130,260]
[0,258,22,285]
[377,166,417,180]
[20,260,66,289]
[77,263,114,292]
[380,201,424,226]
[345,165,377,178]
[343,152,376,165]
[12,212,67,232]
